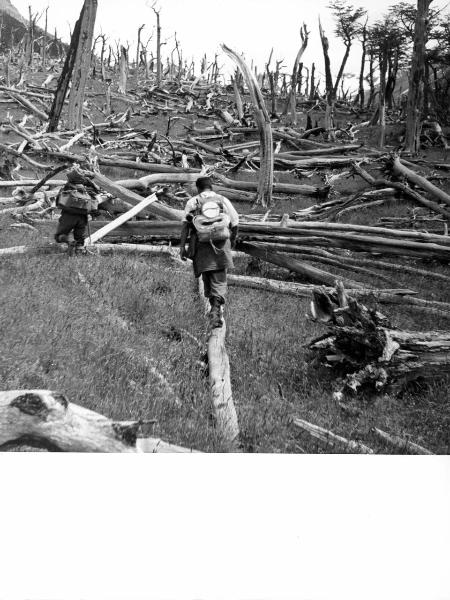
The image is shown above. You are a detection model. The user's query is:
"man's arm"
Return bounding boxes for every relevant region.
[220,196,239,248]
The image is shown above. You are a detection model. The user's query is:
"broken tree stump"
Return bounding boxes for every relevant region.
[308,283,450,399]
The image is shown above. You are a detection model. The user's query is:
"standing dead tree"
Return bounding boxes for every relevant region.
[118,45,128,94]
[222,44,274,207]
[354,17,368,108]
[67,0,98,130]
[319,18,335,137]
[283,23,309,125]
[135,24,145,84]
[47,0,97,132]
[404,0,434,153]
[151,3,162,86]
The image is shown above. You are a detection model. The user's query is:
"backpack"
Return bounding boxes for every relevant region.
[56,184,99,214]
[192,195,231,244]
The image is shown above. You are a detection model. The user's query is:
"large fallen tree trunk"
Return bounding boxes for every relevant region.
[308,283,450,399]
[213,173,329,197]
[391,156,450,209]
[0,390,198,452]
[27,218,450,260]
[116,173,200,191]
[238,242,363,288]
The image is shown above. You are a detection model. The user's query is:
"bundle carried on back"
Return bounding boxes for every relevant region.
[56,167,100,215]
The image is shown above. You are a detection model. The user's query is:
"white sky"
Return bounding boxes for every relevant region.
[11,0,444,87]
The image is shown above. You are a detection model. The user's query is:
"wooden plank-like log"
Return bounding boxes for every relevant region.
[0,390,198,453]
[85,193,158,245]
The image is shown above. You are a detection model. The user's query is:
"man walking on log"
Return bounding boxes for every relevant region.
[180,176,239,328]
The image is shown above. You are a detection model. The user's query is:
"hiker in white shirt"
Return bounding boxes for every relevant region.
[180,177,239,328]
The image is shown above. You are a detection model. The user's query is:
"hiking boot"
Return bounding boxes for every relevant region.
[209,296,224,328]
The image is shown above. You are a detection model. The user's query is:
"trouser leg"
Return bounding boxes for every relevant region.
[205,270,227,328]
[55,211,77,243]
[202,272,212,299]
[206,269,227,303]
[73,215,88,245]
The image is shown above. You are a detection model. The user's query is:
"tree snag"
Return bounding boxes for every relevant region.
[404,0,434,153]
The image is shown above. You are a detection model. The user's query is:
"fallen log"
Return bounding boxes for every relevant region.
[213,173,328,197]
[238,242,363,288]
[292,417,374,453]
[0,390,198,453]
[354,162,450,220]
[92,172,184,221]
[196,277,239,449]
[275,143,361,157]
[372,427,434,455]
[116,172,200,191]
[392,156,450,208]
[4,90,49,121]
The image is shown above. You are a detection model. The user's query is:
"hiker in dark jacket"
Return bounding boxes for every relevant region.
[180,177,239,328]
[55,168,101,248]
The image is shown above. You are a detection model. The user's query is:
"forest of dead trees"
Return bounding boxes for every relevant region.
[0,0,449,453]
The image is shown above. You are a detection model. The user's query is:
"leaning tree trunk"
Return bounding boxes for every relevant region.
[136,25,144,86]
[283,24,309,125]
[404,0,433,153]
[67,0,98,130]
[222,44,274,207]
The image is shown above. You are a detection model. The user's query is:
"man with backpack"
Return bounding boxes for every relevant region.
[54,167,102,251]
[180,176,239,328]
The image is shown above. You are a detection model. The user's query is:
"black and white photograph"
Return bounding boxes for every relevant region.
[0,0,449,455]
[0,2,449,600]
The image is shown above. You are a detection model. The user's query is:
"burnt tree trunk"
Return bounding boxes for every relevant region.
[67,0,98,130]
[47,7,83,131]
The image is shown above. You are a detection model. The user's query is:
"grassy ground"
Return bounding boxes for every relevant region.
[1,208,449,453]
[1,78,449,453]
